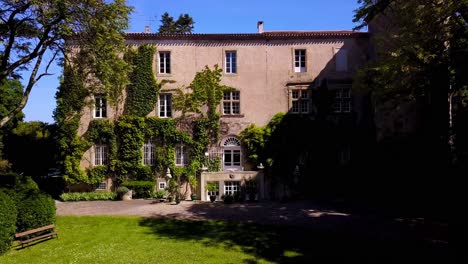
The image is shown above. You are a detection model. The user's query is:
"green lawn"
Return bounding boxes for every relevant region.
[0,215,446,263]
[0,216,293,264]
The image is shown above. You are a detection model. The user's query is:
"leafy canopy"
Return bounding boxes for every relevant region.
[0,0,133,128]
[158,12,195,34]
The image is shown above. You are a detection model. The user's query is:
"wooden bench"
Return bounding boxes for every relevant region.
[15,224,58,248]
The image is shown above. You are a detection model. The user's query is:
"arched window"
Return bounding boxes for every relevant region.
[221,137,241,171]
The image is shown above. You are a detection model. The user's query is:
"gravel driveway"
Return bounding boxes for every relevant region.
[56,199,448,245]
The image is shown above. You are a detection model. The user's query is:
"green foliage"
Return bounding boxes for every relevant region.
[152,190,167,199]
[0,79,24,126]
[0,0,133,128]
[16,192,56,233]
[207,156,221,172]
[0,191,16,255]
[116,186,130,198]
[223,194,234,204]
[206,182,219,192]
[115,116,146,180]
[4,121,56,177]
[240,113,285,165]
[86,166,108,185]
[60,192,117,202]
[158,12,195,34]
[124,45,159,116]
[353,0,468,164]
[121,180,154,198]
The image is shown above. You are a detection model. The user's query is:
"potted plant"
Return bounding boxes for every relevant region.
[205,182,218,202]
[117,186,132,201]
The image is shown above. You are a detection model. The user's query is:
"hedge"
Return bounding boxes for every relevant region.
[121,181,154,198]
[16,192,56,233]
[60,192,117,201]
[0,191,17,255]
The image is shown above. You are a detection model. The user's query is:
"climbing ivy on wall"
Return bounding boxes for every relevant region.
[56,43,228,196]
[124,45,159,116]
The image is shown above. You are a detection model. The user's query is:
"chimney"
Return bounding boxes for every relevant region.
[145,25,150,33]
[257,21,264,33]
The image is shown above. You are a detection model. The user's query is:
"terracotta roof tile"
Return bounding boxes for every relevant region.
[124,31,369,41]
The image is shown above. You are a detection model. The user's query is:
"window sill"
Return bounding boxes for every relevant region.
[223,73,238,77]
[157,73,173,77]
[221,114,244,118]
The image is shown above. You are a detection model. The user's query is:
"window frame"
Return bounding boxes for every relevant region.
[222,91,240,115]
[225,51,237,74]
[175,144,189,167]
[158,93,172,118]
[94,144,109,166]
[142,139,156,166]
[294,49,307,73]
[222,137,242,171]
[94,96,107,118]
[332,85,352,113]
[290,89,311,114]
[158,182,166,190]
[224,181,240,196]
[95,182,107,190]
[158,51,171,74]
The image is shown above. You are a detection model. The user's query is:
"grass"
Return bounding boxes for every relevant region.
[0,215,448,264]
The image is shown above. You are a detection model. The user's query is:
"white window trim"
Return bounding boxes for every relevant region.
[224,181,240,196]
[332,85,352,113]
[222,137,242,171]
[158,51,171,74]
[94,144,108,166]
[95,182,107,190]
[222,91,240,115]
[290,88,311,114]
[175,144,189,167]
[93,96,107,118]
[158,182,166,190]
[158,94,172,118]
[225,51,237,74]
[294,49,307,73]
[142,140,156,166]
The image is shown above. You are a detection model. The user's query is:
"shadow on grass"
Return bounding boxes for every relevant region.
[139,216,448,263]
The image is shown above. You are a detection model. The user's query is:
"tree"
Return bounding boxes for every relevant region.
[353,0,468,166]
[0,0,133,128]
[158,12,194,34]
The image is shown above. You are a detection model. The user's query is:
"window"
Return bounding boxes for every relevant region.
[223,91,240,115]
[291,89,310,114]
[222,137,241,170]
[175,144,189,166]
[159,182,166,190]
[94,144,108,165]
[339,145,351,165]
[142,140,155,166]
[225,51,237,74]
[332,87,351,113]
[335,48,348,72]
[94,96,107,118]
[159,94,172,118]
[294,49,306,73]
[159,51,171,74]
[95,182,107,190]
[224,181,240,196]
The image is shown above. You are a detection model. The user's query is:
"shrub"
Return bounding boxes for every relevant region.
[116,186,130,199]
[0,191,17,255]
[223,194,234,204]
[152,190,167,199]
[16,192,56,233]
[121,181,154,198]
[60,192,117,201]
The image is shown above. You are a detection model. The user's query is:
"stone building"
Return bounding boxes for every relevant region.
[77,22,370,201]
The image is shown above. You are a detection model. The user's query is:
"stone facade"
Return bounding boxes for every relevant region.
[77,25,370,198]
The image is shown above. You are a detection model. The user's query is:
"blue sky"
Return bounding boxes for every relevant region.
[22,0,362,123]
